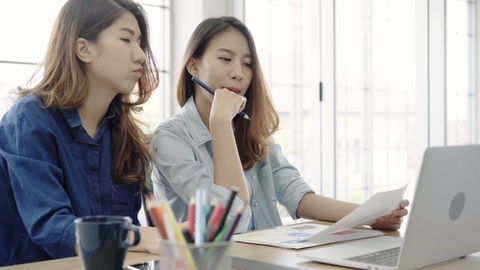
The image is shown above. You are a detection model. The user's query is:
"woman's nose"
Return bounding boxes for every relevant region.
[230,62,245,81]
[133,44,146,65]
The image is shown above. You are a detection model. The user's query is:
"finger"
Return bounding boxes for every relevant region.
[370,220,401,231]
[371,216,404,230]
[399,199,410,208]
[391,208,408,218]
[238,96,247,113]
[386,216,404,224]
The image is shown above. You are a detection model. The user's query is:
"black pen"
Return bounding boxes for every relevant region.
[191,76,250,120]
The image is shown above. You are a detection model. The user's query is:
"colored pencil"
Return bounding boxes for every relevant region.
[224,203,245,241]
[144,195,168,239]
[206,203,225,241]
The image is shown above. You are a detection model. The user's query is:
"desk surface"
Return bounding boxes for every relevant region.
[2,221,480,270]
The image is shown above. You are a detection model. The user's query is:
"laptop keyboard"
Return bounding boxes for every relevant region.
[345,247,400,267]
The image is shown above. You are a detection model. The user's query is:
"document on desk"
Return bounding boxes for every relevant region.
[233,185,407,249]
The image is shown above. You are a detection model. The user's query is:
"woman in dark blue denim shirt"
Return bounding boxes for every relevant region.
[151,17,409,234]
[0,0,162,266]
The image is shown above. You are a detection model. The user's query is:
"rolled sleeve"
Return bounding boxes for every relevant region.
[269,143,315,219]
[210,185,251,234]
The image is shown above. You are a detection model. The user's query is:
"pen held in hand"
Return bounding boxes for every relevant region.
[191,76,250,120]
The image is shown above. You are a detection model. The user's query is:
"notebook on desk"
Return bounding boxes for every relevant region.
[297,144,480,270]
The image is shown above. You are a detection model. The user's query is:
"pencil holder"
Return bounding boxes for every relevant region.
[158,240,231,270]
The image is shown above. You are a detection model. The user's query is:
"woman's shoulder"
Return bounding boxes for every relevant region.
[1,94,60,130]
[11,93,45,111]
[3,94,42,119]
[151,112,190,140]
[0,94,60,143]
[155,111,186,132]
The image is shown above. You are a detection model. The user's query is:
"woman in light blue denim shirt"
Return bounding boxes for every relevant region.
[150,17,408,234]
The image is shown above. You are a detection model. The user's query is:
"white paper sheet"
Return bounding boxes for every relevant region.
[305,185,407,242]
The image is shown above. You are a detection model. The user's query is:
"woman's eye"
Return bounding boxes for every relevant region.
[121,38,131,43]
[219,57,231,62]
[243,62,252,68]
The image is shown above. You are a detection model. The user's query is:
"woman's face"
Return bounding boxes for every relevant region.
[85,11,146,98]
[192,28,253,101]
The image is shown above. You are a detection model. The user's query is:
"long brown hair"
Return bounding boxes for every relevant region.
[178,16,279,170]
[16,0,159,186]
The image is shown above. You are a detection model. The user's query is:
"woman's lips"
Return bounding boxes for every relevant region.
[225,87,240,94]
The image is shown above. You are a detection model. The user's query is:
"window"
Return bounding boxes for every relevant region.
[333,0,415,201]
[245,0,321,189]
[247,0,478,207]
[246,0,415,205]
[0,0,65,117]
[245,0,320,221]
[446,0,477,145]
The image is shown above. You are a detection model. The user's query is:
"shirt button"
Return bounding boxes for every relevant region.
[92,183,98,189]
[254,202,259,207]
[252,175,256,180]
[92,145,98,150]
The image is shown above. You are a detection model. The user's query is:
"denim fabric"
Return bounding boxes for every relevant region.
[0,94,141,266]
[150,97,314,233]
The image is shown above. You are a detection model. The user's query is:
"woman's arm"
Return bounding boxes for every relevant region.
[297,193,359,222]
[297,193,409,230]
[209,89,250,202]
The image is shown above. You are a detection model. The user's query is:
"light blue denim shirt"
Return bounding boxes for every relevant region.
[151,97,314,232]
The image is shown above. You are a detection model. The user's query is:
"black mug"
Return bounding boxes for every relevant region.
[74,215,140,270]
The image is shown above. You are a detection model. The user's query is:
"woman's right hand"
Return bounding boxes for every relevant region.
[209,88,247,123]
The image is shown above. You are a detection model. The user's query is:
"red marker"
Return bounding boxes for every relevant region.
[188,194,196,237]
[206,203,225,241]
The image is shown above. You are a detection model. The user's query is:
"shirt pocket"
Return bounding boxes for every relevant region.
[258,163,277,202]
[110,184,136,217]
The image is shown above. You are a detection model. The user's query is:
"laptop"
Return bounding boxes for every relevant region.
[297,145,480,270]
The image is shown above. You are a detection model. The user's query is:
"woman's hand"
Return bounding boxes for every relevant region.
[369,199,409,231]
[210,88,247,122]
[129,226,161,254]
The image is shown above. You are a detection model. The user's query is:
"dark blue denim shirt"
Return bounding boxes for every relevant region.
[0,94,141,266]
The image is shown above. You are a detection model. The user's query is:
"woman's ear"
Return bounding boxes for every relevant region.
[186,57,199,77]
[76,38,93,63]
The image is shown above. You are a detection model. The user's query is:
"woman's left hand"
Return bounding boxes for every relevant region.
[369,199,409,231]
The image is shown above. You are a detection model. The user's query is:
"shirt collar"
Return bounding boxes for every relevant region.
[182,96,212,145]
[61,102,120,129]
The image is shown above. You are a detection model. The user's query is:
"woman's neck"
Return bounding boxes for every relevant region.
[78,93,113,139]
[194,95,212,131]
